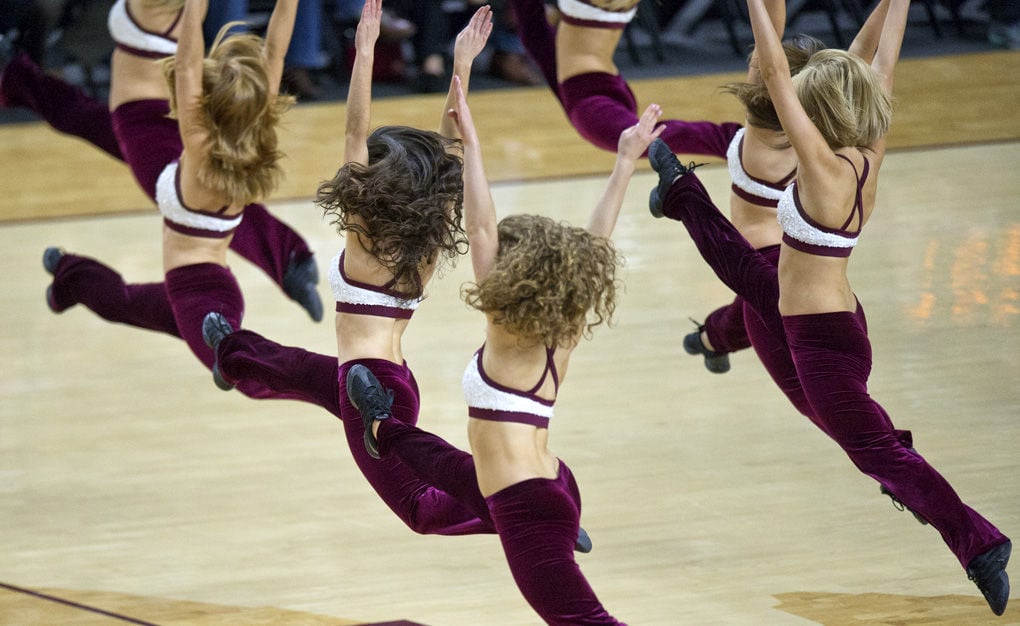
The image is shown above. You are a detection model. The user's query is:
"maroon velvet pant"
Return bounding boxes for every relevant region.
[378,420,623,624]
[510,0,741,157]
[486,466,624,625]
[660,171,1009,569]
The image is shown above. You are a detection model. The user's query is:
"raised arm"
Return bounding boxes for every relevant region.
[746,0,786,83]
[848,0,890,62]
[870,0,909,95]
[746,0,831,167]
[344,0,382,165]
[448,75,499,283]
[439,5,493,139]
[175,0,209,150]
[263,0,301,95]
[586,104,664,238]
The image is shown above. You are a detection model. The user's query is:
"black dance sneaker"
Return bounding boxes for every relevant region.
[967,540,1011,616]
[201,312,235,391]
[346,364,394,459]
[683,323,730,374]
[42,247,66,313]
[283,253,323,322]
[879,484,928,525]
[42,246,63,275]
[575,526,593,554]
[647,138,703,218]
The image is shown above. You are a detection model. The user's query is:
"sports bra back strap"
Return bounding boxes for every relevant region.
[834,154,864,232]
[525,346,560,395]
[163,9,183,36]
[777,166,797,186]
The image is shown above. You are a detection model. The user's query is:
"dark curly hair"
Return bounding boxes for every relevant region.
[317,126,467,297]
[462,214,621,347]
[723,34,827,134]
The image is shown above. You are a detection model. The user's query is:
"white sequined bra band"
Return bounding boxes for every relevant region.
[557,0,637,28]
[328,251,421,318]
[156,163,243,238]
[462,351,555,428]
[726,128,791,207]
[776,184,859,255]
[108,0,179,58]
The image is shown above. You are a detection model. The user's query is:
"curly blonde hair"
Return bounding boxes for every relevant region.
[462,214,621,347]
[793,48,892,149]
[164,23,295,205]
[317,126,467,298]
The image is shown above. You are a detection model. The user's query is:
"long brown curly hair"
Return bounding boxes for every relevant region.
[317,126,467,298]
[164,23,295,205]
[722,34,827,133]
[462,214,621,347]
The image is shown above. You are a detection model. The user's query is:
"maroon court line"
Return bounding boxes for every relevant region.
[0,581,161,625]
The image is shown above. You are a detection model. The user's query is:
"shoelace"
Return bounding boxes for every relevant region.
[363,388,394,419]
[682,161,708,175]
[968,554,1008,582]
[886,493,907,513]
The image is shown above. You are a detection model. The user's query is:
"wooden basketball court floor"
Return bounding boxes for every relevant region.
[1,51,1018,625]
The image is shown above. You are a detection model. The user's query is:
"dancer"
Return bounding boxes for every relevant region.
[511,0,739,158]
[2,0,322,320]
[506,0,769,373]
[646,0,1011,614]
[201,2,515,536]
[509,0,908,375]
[46,0,307,389]
[345,77,663,625]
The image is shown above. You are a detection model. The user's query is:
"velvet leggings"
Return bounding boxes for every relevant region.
[509,0,740,157]
[660,172,1009,568]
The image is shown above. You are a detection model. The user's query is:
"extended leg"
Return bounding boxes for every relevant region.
[486,465,622,625]
[340,360,493,536]
[44,249,180,336]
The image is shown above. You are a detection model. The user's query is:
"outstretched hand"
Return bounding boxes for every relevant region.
[355,0,382,52]
[618,104,665,161]
[454,5,494,66]
[446,76,479,147]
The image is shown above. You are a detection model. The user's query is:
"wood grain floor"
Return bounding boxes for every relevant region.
[2,51,1018,222]
[1,51,1018,625]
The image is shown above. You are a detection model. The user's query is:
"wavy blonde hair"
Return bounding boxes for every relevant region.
[723,34,827,133]
[164,23,295,205]
[793,48,892,149]
[317,126,467,298]
[463,214,621,347]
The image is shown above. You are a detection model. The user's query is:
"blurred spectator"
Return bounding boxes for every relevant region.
[987,0,1020,49]
[205,0,329,100]
[335,0,451,92]
[0,0,63,65]
[482,0,541,86]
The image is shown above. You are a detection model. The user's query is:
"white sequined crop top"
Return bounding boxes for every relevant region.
[328,250,422,319]
[776,155,868,258]
[557,0,637,29]
[727,128,796,208]
[108,0,179,59]
[156,162,242,239]
[462,345,558,428]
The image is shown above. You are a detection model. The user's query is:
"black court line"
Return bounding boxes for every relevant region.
[0,581,161,625]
